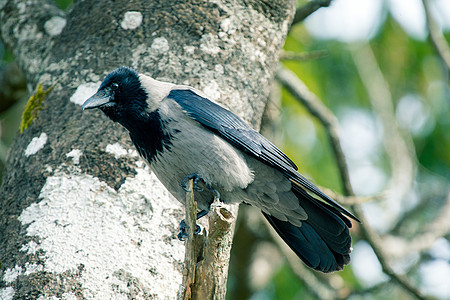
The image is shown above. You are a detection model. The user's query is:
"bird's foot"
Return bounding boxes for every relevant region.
[180,173,221,200]
[177,209,209,241]
[177,220,202,241]
[181,173,204,192]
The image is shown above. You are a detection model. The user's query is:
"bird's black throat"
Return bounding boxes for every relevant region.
[125,109,173,164]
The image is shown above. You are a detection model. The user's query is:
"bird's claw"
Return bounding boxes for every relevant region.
[181,173,204,192]
[177,219,201,241]
[180,173,221,200]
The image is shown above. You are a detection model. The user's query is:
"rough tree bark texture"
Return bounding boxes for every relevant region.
[0,0,296,299]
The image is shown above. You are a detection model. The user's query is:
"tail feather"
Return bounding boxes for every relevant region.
[296,193,352,256]
[263,189,352,272]
[292,184,353,228]
[264,212,346,272]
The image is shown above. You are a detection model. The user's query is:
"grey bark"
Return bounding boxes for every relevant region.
[0,0,296,298]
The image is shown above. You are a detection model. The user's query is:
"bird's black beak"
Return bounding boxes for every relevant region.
[82,89,112,110]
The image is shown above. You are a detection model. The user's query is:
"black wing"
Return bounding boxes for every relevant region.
[168,89,359,222]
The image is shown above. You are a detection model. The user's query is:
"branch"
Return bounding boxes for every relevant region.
[383,190,450,258]
[292,0,333,26]
[351,43,416,204]
[276,65,430,300]
[280,50,328,61]
[422,0,450,74]
[319,186,373,206]
[350,44,435,299]
[350,281,391,297]
[180,180,237,299]
[275,66,353,195]
[181,178,203,300]
[391,185,444,234]
[194,201,236,298]
[351,206,429,300]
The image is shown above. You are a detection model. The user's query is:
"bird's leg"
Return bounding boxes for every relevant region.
[178,174,221,240]
[177,209,209,241]
[207,184,221,201]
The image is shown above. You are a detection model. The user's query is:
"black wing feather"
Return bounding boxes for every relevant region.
[168,89,359,222]
[169,89,298,171]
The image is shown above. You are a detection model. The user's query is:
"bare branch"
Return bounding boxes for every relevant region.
[350,281,391,297]
[391,185,444,234]
[280,50,328,61]
[352,205,430,300]
[319,186,373,206]
[292,0,333,26]
[422,0,450,75]
[351,43,416,204]
[194,201,237,299]
[275,66,353,195]
[383,190,450,258]
[181,178,203,300]
[180,180,237,299]
[350,44,436,299]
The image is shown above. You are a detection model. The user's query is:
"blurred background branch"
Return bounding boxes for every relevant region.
[384,191,450,258]
[421,0,450,75]
[276,66,353,195]
[351,42,417,215]
[280,50,328,62]
[292,0,333,26]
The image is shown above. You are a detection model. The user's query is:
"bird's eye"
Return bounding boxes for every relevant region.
[111,82,119,91]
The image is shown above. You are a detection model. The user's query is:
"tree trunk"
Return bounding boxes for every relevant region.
[0,0,296,298]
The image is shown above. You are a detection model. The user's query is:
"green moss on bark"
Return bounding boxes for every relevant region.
[20,84,54,133]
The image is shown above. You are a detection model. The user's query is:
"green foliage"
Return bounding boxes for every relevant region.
[53,0,73,10]
[1,48,14,63]
[20,84,54,133]
[257,264,308,300]
[271,265,306,299]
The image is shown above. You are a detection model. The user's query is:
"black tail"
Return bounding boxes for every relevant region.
[263,189,352,272]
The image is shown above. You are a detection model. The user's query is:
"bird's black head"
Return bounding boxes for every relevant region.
[82,67,148,124]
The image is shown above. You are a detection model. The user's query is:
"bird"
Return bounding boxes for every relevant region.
[82,66,359,273]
